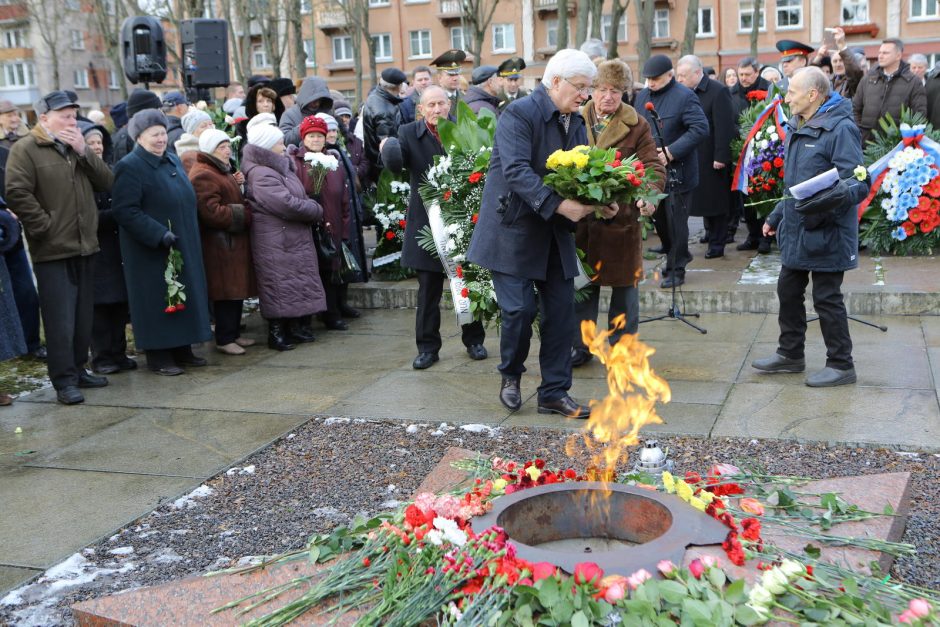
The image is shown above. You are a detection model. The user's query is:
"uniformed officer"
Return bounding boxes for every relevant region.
[431,49,466,116]
[777,39,815,81]
[497,57,529,109]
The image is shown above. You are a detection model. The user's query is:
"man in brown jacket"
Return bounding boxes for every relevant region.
[852,39,927,145]
[5,91,114,404]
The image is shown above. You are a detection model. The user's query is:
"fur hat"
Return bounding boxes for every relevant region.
[595,59,633,92]
[128,109,167,141]
[199,128,231,154]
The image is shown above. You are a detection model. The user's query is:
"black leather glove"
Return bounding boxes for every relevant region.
[161,230,178,249]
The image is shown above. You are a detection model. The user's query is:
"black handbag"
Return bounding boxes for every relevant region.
[313,223,336,262]
[340,241,363,283]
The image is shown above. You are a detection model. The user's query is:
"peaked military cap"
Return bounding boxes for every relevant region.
[776,39,814,61]
[431,49,466,75]
[498,57,526,78]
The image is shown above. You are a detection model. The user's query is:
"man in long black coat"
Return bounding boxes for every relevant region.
[634,55,709,288]
[677,55,736,259]
[381,86,487,370]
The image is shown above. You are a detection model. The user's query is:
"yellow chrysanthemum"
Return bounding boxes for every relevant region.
[661,471,676,494]
[699,490,715,504]
[676,479,694,503]
[571,153,589,169]
[525,466,541,482]
[689,496,707,512]
[492,478,507,492]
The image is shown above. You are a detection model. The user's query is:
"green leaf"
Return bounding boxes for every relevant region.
[513,604,534,626]
[707,567,726,590]
[307,546,320,563]
[723,578,746,604]
[538,577,560,607]
[571,610,589,627]
[587,185,603,201]
[804,543,821,558]
[658,580,688,605]
[883,503,894,515]
[681,598,712,625]
[734,604,764,626]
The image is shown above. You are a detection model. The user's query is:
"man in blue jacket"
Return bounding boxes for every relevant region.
[634,55,709,288]
[754,67,869,387]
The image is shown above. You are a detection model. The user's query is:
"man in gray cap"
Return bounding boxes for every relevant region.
[5,91,114,404]
[161,91,189,154]
[463,65,502,117]
[0,100,26,150]
[111,88,162,164]
[363,68,405,181]
[633,54,709,288]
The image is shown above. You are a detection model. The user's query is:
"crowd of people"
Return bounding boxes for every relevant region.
[0,32,935,409]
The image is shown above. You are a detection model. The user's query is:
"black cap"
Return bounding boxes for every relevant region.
[498,57,526,78]
[247,75,272,88]
[162,90,188,106]
[471,65,498,85]
[126,89,162,118]
[381,68,407,85]
[431,49,467,75]
[642,55,673,78]
[776,39,814,61]
[270,78,296,97]
[34,91,80,115]
[64,90,79,103]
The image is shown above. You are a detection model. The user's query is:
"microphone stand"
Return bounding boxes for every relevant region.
[639,103,707,334]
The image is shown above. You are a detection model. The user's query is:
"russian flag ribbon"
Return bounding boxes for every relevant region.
[857,124,940,220]
[732,97,788,194]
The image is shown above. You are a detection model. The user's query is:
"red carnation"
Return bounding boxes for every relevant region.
[443,190,453,201]
[456,265,463,278]
[773,157,784,168]
[608,159,622,167]
[398,219,406,229]
[471,213,479,224]
[460,287,469,298]
[761,161,772,172]
[563,468,577,479]
[468,171,483,184]
[741,517,762,542]
[385,231,395,240]
[762,183,772,191]
[615,150,622,160]
[722,531,746,566]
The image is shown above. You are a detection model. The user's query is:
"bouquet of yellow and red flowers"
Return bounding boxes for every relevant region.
[544,145,664,216]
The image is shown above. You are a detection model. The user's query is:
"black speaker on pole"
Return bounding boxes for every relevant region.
[181,19,230,90]
[121,16,167,85]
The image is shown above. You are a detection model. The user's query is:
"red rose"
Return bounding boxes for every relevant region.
[531,562,557,581]
[773,157,784,168]
[685,471,702,484]
[468,171,483,184]
[443,190,452,201]
[762,161,772,172]
[573,561,603,585]
[385,231,395,240]
[398,219,406,228]
[762,184,772,191]
[460,287,469,298]
[175,303,186,311]
[767,178,776,185]
[164,305,177,314]
[778,169,785,178]
[471,213,479,224]
[563,468,577,479]
[608,159,622,167]
[615,150,622,159]
[688,558,705,579]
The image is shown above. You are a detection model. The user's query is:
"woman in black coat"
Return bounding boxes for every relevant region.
[81,123,136,374]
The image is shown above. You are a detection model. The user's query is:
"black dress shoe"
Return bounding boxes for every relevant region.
[660,273,685,288]
[78,371,109,388]
[30,346,48,361]
[412,352,439,369]
[323,319,349,331]
[56,386,84,405]
[339,304,361,319]
[150,365,185,376]
[466,344,488,360]
[177,355,208,367]
[698,234,709,243]
[647,245,667,255]
[92,362,121,375]
[704,249,724,259]
[118,357,138,371]
[757,239,772,254]
[736,239,759,251]
[570,347,593,367]
[499,376,522,411]
[537,395,590,419]
[288,323,317,344]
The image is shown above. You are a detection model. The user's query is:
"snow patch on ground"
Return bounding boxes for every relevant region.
[406,424,421,434]
[460,424,498,435]
[226,465,256,476]
[171,485,214,509]
[148,548,184,565]
[324,417,351,425]
[108,546,134,556]
[381,499,402,509]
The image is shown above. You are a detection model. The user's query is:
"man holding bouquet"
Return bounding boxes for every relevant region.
[754,67,869,387]
[467,49,617,420]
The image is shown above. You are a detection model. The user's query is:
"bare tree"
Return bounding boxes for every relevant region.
[287,0,306,79]
[219,0,252,85]
[460,0,501,68]
[749,0,761,57]
[251,0,289,77]
[321,0,371,105]
[634,0,655,66]
[88,0,129,98]
[680,0,700,56]
[575,0,588,46]
[556,0,569,50]
[587,0,602,39]
[21,0,67,90]
[606,0,629,60]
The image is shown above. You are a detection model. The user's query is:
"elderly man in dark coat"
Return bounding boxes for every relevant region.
[463,66,502,117]
[112,110,212,376]
[634,55,709,288]
[382,86,487,369]
[467,49,617,419]
[363,68,406,180]
[755,67,869,388]
[676,55,736,259]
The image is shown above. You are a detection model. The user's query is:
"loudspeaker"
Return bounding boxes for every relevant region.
[181,19,230,88]
[121,16,167,84]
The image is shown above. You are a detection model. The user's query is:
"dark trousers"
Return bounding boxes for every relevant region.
[415,269,485,354]
[91,302,129,368]
[703,214,730,252]
[728,192,744,237]
[491,243,573,402]
[33,255,95,390]
[146,345,196,370]
[318,265,342,323]
[776,266,853,370]
[573,285,638,350]
[4,242,41,352]
[654,190,692,274]
[213,299,243,345]
[742,198,771,247]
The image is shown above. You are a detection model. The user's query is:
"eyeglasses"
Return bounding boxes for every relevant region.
[564,78,593,96]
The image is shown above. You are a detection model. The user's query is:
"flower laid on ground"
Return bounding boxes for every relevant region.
[860,118,940,254]
[303,151,339,195]
[163,221,186,314]
[368,170,413,280]
[731,95,789,217]
[543,145,665,217]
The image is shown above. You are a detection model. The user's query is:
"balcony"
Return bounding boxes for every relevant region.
[437,0,462,22]
[317,9,347,30]
[535,0,576,17]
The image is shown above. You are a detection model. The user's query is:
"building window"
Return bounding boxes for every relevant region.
[546,19,557,48]
[303,39,316,67]
[600,13,627,42]
[841,0,868,25]
[776,0,802,28]
[492,23,515,53]
[910,0,938,19]
[738,1,766,31]
[73,69,89,89]
[0,61,35,87]
[300,0,312,13]
[696,7,714,36]
[450,26,468,51]
[368,0,390,5]
[409,29,432,58]
[109,68,121,89]
[332,35,353,63]
[103,0,115,14]
[70,29,85,50]
[371,33,392,62]
[252,44,269,69]
[652,8,670,38]
[2,28,28,48]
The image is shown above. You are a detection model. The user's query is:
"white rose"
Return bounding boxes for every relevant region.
[778,559,804,579]
[748,584,774,608]
[760,567,789,595]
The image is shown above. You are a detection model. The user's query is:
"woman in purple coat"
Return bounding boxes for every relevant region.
[241,115,325,351]
[290,115,350,330]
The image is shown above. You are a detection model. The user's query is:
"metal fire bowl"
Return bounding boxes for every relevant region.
[471,481,729,577]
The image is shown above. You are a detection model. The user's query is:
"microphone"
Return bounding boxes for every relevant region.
[644,101,662,122]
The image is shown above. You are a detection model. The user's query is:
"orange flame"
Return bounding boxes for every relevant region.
[565,316,671,476]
